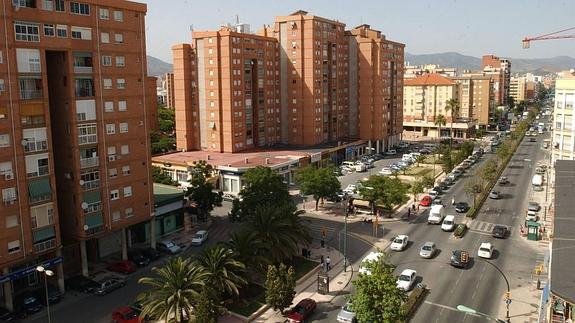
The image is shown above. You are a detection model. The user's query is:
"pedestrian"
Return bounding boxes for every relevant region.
[451,197,455,205]
[417,204,420,212]
[407,208,411,218]
[412,204,416,211]
[320,255,324,267]
[326,256,331,271]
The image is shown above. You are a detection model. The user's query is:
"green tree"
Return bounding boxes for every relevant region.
[444,98,461,149]
[409,179,423,203]
[198,246,247,297]
[237,167,291,221]
[295,166,341,210]
[496,142,512,162]
[193,286,223,323]
[439,146,454,174]
[434,114,447,141]
[264,263,296,314]
[508,96,515,109]
[359,175,409,213]
[137,257,208,323]
[415,154,426,167]
[152,166,178,186]
[185,161,222,222]
[464,176,483,209]
[226,231,270,275]
[350,255,407,323]
[460,141,475,157]
[454,149,468,165]
[158,106,175,133]
[421,175,435,190]
[480,159,498,183]
[151,131,176,154]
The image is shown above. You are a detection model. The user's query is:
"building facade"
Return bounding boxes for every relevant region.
[482,55,511,106]
[453,75,494,128]
[0,0,154,310]
[404,64,457,79]
[164,72,175,109]
[552,71,575,162]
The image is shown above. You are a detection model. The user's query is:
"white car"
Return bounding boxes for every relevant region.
[191,230,209,246]
[390,235,409,251]
[441,215,456,232]
[343,184,356,194]
[428,191,438,200]
[359,252,384,275]
[379,167,392,175]
[477,242,493,259]
[396,269,417,291]
[526,210,538,222]
[386,149,397,155]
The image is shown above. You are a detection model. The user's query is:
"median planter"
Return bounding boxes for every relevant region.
[400,285,428,322]
[453,224,468,238]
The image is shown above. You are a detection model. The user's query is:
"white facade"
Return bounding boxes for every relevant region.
[552,73,575,163]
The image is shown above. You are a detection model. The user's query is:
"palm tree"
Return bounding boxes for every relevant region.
[226,231,270,275]
[433,114,447,176]
[198,245,247,297]
[444,98,460,149]
[137,257,208,323]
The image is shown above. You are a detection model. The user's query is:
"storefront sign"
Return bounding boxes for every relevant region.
[0,257,63,284]
[311,152,322,163]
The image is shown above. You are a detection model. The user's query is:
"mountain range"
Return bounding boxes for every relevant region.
[147,52,575,77]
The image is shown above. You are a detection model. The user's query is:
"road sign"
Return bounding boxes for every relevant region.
[0,256,63,284]
[506,299,512,305]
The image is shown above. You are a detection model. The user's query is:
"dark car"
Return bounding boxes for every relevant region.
[15,294,42,315]
[326,194,342,203]
[432,186,442,194]
[139,247,161,261]
[454,202,470,213]
[438,182,449,191]
[35,284,62,305]
[450,250,470,268]
[498,177,510,186]
[286,298,317,323]
[106,260,137,274]
[528,202,541,212]
[66,275,100,294]
[492,225,508,239]
[94,278,125,296]
[0,307,17,321]
[128,250,150,267]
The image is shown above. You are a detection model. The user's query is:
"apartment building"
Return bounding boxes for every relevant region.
[403,73,475,139]
[452,75,494,128]
[482,55,511,106]
[164,72,175,109]
[552,71,575,162]
[346,24,404,152]
[404,64,457,79]
[0,0,154,310]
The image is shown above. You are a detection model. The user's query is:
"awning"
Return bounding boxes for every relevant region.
[85,213,103,229]
[33,226,55,243]
[83,190,101,204]
[20,102,44,116]
[352,199,371,208]
[28,178,51,200]
[72,51,92,58]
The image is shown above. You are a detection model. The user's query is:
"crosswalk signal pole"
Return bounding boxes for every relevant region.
[344,204,348,272]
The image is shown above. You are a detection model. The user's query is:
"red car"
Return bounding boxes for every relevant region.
[107,260,137,274]
[286,298,317,323]
[112,306,141,323]
[420,195,432,207]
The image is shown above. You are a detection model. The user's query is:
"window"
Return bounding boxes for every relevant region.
[114,33,123,43]
[123,186,132,197]
[112,210,120,222]
[69,2,90,15]
[2,187,16,202]
[101,55,112,66]
[0,50,2,64]
[109,168,117,178]
[120,144,129,155]
[56,25,67,38]
[0,79,4,92]
[42,0,54,10]
[110,189,119,200]
[103,78,112,89]
[116,78,125,89]
[99,8,109,19]
[0,134,10,148]
[104,101,114,112]
[106,123,115,134]
[71,26,91,40]
[44,24,55,37]
[118,100,127,111]
[14,22,40,42]
[55,0,64,11]
[119,122,128,133]
[100,32,109,43]
[122,165,130,176]
[115,56,125,67]
[6,215,18,228]
[125,208,133,217]
[113,10,123,22]
[8,240,20,254]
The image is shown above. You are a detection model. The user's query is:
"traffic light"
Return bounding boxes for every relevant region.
[461,251,469,263]
[505,291,510,300]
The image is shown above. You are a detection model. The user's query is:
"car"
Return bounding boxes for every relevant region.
[396,269,417,291]
[498,177,510,186]
[443,176,454,185]
[386,149,397,156]
[419,148,431,154]
[427,191,438,200]
[157,240,182,254]
[535,167,545,175]
[390,235,409,251]
[107,260,137,274]
[477,242,494,259]
[489,190,501,199]
[222,193,236,202]
[432,198,443,206]
[450,250,470,268]
[359,252,384,275]
[139,247,161,261]
[529,137,536,142]
[454,202,470,213]
[336,301,356,323]
[379,167,392,175]
[419,241,437,259]
[441,215,456,232]
[420,195,432,207]
[15,294,42,315]
[191,230,209,246]
[526,210,538,222]
[343,184,357,194]
[492,225,508,238]
[438,182,449,191]
[128,250,150,267]
[66,275,101,294]
[95,278,125,296]
[286,298,317,323]
[0,307,17,322]
[431,186,442,195]
[528,202,541,212]
[112,306,142,323]
[326,194,343,202]
[398,161,410,168]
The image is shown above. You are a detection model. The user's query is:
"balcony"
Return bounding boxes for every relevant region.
[24,140,48,153]
[33,239,56,253]
[78,134,97,145]
[19,78,43,100]
[82,179,100,191]
[3,197,16,206]
[74,79,95,98]
[21,115,45,127]
[73,66,93,74]
[84,201,102,214]
[26,165,49,178]
[80,156,99,169]
[85,225,104,236]
[20,89,43,100]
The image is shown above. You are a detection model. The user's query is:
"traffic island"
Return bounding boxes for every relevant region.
[453,224,468,239]
[400,285,429,322]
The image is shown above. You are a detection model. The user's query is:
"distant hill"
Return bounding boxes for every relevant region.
[405,52,575,74]
[147,55,173,76]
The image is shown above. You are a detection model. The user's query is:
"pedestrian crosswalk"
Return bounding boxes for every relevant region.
[303,217,341,242]
[467,220,512,236]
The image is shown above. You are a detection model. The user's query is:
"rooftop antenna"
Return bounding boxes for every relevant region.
[236,15,240,24]
[189,24,194,32]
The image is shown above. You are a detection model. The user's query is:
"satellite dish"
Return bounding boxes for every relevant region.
[81,202,88,209]
[83,225,89,231]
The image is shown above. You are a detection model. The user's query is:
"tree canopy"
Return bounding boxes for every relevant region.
[236,167,291,221]
[359,175,409,212]
[152,166,178,186]
[185,161,222,221]
[265,263,296,314]
[295,166,341,210]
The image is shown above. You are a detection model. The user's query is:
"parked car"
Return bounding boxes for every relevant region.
[419,148,431,154]
[0,307,17,322]
[95,278,126,296]
[139,247,161,261]
[390,235,409,251]
[112,306,142,323]
[66,275,100,294]
[432,198,443,206]
[477,242,494,259]
[450,250,470,268]
[489,190,501,199]
[286,298,317,323]
[441,215,456,232]
[336,301,356,323]
[454,202,470,213]
[526,210,538,222]
[420,195,432,207]
[107,260,137,274]
[528,201,541,212]
[379,167,392,175]
[14,294,42,315]
[128,250,150,267]
[157,240,182,254]
[492,225,508,238]
[438,182,449,191]
[498,177,510,186]
[419,241,437,259]
[427,190,438,200]
[326,194,343,202]
[431,186,442,195]
[396,269,417,291]
[191,230,209,246]
[386,149,397,156]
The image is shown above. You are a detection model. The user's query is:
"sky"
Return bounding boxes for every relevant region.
[140,0,575,63]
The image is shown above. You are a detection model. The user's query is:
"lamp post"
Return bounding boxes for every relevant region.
[475,258,511,322]
[36,266,54,323]
[342,196,349,272]
[456,304,506,323]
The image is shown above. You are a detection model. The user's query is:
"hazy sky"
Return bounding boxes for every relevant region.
[140,0,575,63]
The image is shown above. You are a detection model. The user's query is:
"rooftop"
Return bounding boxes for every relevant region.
[551,160,575,302]
[404,73,455,86]
[153,183,184,207]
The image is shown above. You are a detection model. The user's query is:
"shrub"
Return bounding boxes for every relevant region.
[400,285,428,321]
[453,224,467,238]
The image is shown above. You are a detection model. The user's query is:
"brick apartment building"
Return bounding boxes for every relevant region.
[481,54,511,106]
[173,11,405,154]
[164,72,175,109]
[0,0,155,310]
[452,75,494,128]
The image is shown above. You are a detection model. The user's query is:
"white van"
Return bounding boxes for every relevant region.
[402,154,414,162]
[428,205,445,224]
[359,251,384,275]
[441,215,456,231]
[532,174,543,187]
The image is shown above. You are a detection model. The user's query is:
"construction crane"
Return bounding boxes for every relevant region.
[522,26,575,48]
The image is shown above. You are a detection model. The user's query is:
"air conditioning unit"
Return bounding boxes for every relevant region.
[108,155,116,161]
[4,172,13,180]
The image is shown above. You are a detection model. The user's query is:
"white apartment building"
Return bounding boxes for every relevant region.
[553,71,575,162]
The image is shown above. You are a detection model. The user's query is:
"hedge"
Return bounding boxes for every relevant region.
[400,285,428,322]
[453,224,468,238]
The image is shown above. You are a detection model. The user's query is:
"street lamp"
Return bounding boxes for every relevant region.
[475,258,511,322]
[36,266,54,323]
[456,304,506,323]
[341,196,349,272]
